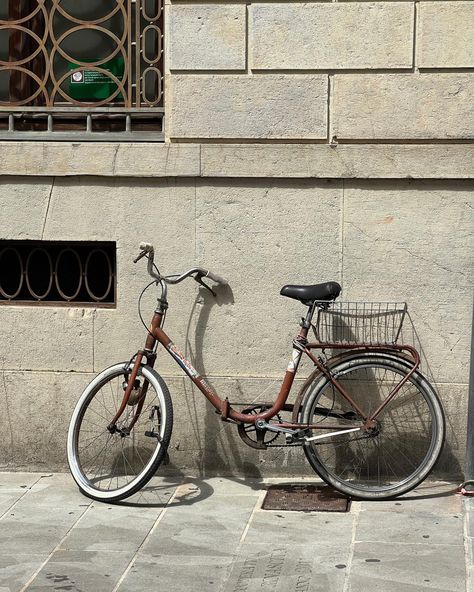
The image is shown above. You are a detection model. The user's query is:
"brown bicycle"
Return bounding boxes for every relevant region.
[67,243,445,502]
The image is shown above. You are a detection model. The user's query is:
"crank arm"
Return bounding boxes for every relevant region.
[255,419,297,436]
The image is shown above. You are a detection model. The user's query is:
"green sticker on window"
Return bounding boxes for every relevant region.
[68,57,125,101]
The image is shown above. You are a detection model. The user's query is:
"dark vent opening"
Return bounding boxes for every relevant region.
[0,241,116,307]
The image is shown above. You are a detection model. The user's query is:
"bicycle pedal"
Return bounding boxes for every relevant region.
[286,429,310,444]
[144,430,162,442]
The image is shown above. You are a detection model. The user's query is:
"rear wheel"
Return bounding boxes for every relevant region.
[67,362,173,502]
[300,354,445,499]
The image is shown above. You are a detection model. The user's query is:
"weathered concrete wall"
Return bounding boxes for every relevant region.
[0,178,471,477]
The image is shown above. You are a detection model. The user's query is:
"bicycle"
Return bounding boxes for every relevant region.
[67,243,445,502]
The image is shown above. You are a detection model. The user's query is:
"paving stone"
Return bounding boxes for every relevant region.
[222,543,349,592]
[465,498,474,538]
[177,477,264,497]
[0,504,89,556]
[0,554,49,592]
[14,473,88,508]
[117,554,233,592]
[0,475,470,591]
[244,509,353,548]
[356,510,463,545]
[360,481,461,515]
[0,475,90,556]
[0,474,43,513]
[0,491,29,517]
[119,476,181,507]
[143,494,258,556]
[60,504,162,552]
[0,472,43,490]
[350,542,464,592]
[26,550,131,592]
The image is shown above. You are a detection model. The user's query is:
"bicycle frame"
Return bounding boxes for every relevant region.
[108,296,421,435]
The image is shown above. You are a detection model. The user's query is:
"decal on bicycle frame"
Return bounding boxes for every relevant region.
[287,349,302,373]
[167,343,200,379]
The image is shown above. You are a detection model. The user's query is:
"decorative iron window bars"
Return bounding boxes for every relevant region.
[0,241,116,306]
[0,1,164,140]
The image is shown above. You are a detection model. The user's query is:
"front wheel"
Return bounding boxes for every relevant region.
[67,362,173,502]
[300,354,445,499]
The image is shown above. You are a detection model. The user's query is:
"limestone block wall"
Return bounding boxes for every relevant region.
[0,0,473,476]
[167,0,474,142]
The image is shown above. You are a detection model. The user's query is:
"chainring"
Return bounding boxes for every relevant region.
[237,406,283,450]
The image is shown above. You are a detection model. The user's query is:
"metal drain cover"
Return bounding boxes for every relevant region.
[262,484,350,512]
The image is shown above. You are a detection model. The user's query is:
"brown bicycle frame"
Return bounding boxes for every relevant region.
[108,307,420,434]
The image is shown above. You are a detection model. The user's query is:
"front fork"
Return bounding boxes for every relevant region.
[106,349,157,435]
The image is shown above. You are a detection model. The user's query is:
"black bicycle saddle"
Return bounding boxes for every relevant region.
[280,281,341,304]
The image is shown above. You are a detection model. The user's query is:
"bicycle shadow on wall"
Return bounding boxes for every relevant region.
[399,312,463,481]
[182,282,265,488]
[113,286,239,508]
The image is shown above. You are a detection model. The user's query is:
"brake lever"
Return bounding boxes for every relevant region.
[194,275,216,297]
[133,250,147,264]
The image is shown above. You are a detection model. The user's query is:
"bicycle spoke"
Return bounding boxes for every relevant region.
[73,367,168,495]
[305,360,439,492]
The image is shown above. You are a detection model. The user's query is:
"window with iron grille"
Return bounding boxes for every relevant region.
[0,241,116,306]
[0,1,164,140]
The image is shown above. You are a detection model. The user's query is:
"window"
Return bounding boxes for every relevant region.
[0,241,116,306]
[0,1,164,140]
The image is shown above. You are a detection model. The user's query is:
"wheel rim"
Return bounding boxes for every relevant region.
[305,361,439,494]
[70,365,166,498]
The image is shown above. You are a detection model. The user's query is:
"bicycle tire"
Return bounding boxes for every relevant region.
[300,353,445,499]
[67,362,173,502]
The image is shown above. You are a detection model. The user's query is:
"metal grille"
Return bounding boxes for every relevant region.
[262,484,350,512]
[313,301,408,345]
[0,241,116,306]
[0,1,164,140]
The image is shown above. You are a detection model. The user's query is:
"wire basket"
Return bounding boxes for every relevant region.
[313,301,408,345]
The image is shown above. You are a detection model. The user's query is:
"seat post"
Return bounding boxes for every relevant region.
[301,301,317,329]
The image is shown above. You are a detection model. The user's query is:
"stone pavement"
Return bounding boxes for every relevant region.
[0,473,471,592]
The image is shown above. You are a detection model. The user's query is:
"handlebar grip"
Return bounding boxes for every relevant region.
[206,271,228,285]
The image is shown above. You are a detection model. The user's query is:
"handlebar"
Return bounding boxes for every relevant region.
[133,243,228,287]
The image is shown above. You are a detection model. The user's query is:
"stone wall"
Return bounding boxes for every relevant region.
[0,0,473,476]
[167,1,474,142]
[0,177,472,477]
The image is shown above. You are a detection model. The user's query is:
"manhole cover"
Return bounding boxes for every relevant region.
[262,484,350,512]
